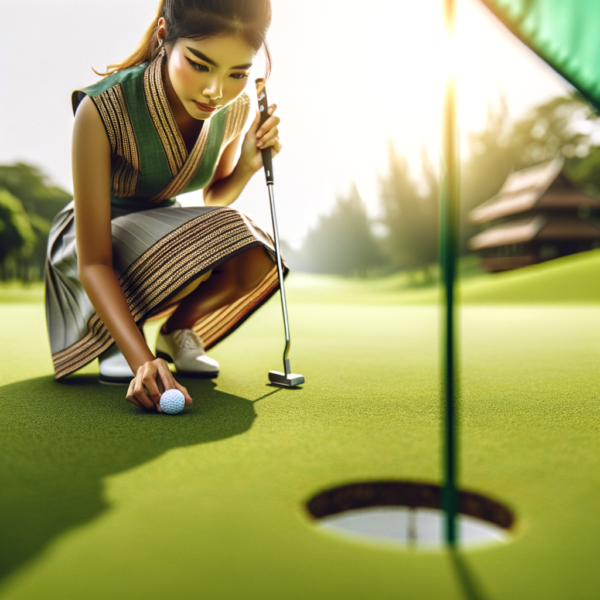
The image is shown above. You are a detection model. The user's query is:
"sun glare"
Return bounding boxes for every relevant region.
[0,0,572,247]
[266,0,568,223]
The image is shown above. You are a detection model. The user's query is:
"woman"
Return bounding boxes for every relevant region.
[45,0,283,412]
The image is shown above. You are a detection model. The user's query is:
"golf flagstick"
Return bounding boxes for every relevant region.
[255,79,304,388]
[442,0,459,546]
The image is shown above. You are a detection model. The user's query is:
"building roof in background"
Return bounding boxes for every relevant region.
[469,159,600,224]
[469,214,600,250]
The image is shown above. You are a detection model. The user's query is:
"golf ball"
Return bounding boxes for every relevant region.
[159,389,185,415]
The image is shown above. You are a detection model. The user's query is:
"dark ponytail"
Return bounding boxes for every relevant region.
[94,0,272,82]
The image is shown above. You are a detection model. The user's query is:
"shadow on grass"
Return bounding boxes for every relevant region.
[0,374,259,582]
[450,550,490,600]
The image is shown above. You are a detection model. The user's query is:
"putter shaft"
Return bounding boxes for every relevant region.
[267,184,291,373]
[257,78,304,387]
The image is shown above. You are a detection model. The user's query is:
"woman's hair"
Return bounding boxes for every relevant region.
[94,0,272,80]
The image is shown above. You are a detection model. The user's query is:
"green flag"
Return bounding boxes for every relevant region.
[480,0,600,111]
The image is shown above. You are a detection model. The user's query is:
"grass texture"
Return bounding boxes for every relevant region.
[0,256,599,599]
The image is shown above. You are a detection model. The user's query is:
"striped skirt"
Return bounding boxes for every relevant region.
[45,200,284,380]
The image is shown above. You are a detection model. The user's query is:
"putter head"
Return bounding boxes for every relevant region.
[269,370,305,388]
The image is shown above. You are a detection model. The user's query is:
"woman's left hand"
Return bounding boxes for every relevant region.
[238,104,282,174]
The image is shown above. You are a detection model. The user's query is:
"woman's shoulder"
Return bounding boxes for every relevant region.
[71,61,149,116]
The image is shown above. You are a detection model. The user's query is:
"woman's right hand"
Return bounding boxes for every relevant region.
[126,358,193,412]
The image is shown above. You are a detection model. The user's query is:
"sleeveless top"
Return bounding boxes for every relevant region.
[71,48,251,211]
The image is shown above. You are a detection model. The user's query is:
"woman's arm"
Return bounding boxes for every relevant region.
[203,104,282,207]
[72,97,189,410]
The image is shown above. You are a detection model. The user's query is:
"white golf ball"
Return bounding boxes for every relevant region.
[159,389,185,415]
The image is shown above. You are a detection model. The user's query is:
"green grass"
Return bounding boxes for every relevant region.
[284,248,600,305]
[0,281,44,304]
[0,257,599,599]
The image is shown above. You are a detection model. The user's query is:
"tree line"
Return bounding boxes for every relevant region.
[0,164,71,282]
[284,93,600,278]
[2,93,600,283]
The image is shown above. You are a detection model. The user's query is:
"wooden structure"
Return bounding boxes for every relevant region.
[469,159,600,272]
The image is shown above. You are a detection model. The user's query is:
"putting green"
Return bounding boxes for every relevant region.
[0,258,599,598]
[284,248,600,305]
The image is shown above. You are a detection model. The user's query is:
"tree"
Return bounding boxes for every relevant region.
[0,189,37,281]
[15,213,52,282]
[509,92,594,169]
[0,163,71,222]
[298,184,385,276]
[460,99,515,254]
[378,141,438,279]
[0,162,71,281]
[564,146,600,200]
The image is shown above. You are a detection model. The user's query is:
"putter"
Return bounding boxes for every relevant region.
[256,78,305,388]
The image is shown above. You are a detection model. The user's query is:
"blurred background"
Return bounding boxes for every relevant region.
[1,0,600,285]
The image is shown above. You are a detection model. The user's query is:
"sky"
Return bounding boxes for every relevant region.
[0,0,569,247]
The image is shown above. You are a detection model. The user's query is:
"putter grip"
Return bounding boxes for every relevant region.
[255,79,274,184]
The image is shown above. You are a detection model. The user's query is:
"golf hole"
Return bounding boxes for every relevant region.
[306,481,515,550]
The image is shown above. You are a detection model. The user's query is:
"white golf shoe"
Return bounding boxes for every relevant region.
[99,343,135,385]
[155,328,219,378]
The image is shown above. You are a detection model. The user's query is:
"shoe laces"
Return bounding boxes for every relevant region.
[173,329,205,350]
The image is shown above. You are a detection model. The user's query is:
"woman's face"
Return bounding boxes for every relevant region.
[163,29,255,120]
